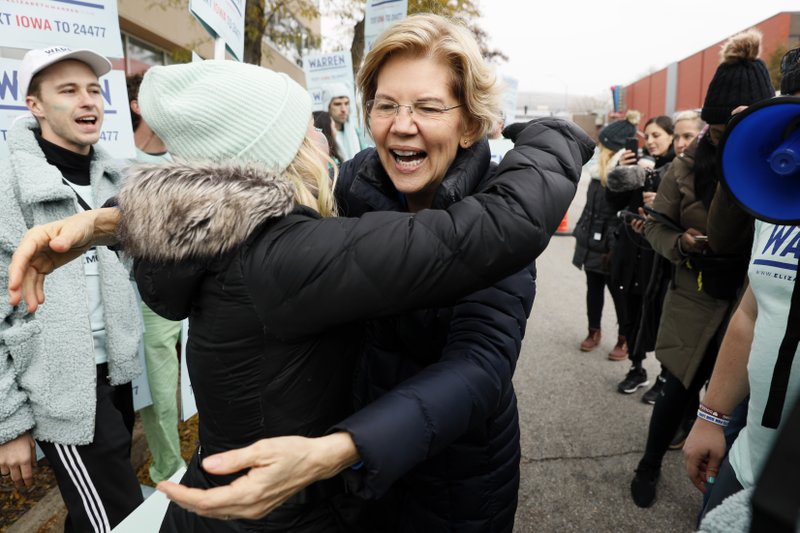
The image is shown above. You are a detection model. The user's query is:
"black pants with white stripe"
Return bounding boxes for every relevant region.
[37,364,143,533]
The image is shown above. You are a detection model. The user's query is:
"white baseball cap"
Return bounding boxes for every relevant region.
[18,45,112,97]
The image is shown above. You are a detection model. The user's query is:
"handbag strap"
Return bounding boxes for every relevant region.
[761,261,800,429]
[61,178,92,212]
[750,387,800,532]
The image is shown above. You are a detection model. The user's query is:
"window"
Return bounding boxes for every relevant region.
[121,33,180,75]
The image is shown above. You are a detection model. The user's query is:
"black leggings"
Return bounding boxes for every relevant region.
[621,292,644,365]
[639,339,720,470]
[585,270,624,331]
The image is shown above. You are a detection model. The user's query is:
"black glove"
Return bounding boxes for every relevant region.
[504,118,596,168]
[501,122,527,143]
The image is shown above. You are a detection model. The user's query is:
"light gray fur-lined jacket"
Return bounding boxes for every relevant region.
[0,118,141,446]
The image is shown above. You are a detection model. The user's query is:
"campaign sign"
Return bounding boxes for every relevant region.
[501,75,518,125]
[189,0,245,62]
[303,51,354,112]
[179,319,197,421]
[0,59,135,159]
[129,282,154,412]
[364,0,407,54]
[0,0,123,58]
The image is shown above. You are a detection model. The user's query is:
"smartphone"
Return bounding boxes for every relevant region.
[694,235,708,243]
[642,205,685,232]
[617,210,645,223]
[624,138,639,160]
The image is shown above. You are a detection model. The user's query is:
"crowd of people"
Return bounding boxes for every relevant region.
[0,11,798,533]
[571,27,800,531]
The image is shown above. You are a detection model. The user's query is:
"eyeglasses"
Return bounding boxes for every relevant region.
[366,99,463,122]
[781,47,800,74]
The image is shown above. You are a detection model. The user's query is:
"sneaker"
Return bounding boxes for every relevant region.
[631,464,660,508]
[642,374,667,405]
[579,328,601,352]
[617,366,650,394]
[607,335,628,361]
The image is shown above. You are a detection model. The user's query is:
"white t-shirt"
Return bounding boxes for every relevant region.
[729,220,800,487]
[69,183,109,366]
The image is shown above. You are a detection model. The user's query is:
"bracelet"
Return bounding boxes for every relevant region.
[698,403,731,421]
[697,409,730,427]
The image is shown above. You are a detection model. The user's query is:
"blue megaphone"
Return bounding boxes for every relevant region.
[719,95,800,224]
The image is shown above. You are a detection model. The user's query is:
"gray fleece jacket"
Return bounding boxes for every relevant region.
[0,118,141,446]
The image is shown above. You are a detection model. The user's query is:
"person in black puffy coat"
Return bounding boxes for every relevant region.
[605,115,675,394]
[6,42,595,533]
[571,113,636,358]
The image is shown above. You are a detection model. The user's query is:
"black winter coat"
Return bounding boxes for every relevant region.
[333,138,536,533]
[118,119,594,532]
[572,176,620,274]
[605,150,674,295]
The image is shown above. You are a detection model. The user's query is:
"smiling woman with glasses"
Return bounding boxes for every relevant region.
[309,13,583,533]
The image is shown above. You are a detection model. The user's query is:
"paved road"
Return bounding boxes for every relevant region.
[513,173,700,533]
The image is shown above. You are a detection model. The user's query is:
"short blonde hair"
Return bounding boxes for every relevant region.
[284,138,337,217]
[357,13,501,141]
[673,109,705,131]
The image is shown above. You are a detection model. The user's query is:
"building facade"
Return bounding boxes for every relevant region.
[622,11,799,121]
[0,0,320,86]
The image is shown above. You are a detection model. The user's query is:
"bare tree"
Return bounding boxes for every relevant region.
[245,0,320,65]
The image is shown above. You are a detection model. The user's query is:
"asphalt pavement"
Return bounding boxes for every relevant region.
[512,172,700,533]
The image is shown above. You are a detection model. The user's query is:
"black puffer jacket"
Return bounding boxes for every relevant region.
[333,139,536,533]
[605,150,674,295]
[572,175,620,274]
[120,119,593,532]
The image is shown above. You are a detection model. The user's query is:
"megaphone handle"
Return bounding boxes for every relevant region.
[761,260,800,429]
[768,128,800,176]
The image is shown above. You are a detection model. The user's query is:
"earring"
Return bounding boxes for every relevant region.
[461,138,469,148]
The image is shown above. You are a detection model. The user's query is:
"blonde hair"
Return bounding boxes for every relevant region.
[284,137,338,217]
[673,109,705,131]
[357,13,501,141]
[597,145,616,186]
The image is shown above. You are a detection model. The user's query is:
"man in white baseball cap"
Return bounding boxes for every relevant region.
[0,46,143,531]
[18,45,112,98]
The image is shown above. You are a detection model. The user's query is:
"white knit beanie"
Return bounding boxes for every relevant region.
[139,60,311,172]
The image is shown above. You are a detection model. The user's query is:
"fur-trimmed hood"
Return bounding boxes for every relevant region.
[606,164,647,192]
[117,160,295,262]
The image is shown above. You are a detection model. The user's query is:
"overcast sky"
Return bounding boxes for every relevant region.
[478,1,799,96]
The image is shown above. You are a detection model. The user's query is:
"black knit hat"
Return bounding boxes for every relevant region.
[702,29,775,125]
[599,110,640,151]
[781,47,800,95]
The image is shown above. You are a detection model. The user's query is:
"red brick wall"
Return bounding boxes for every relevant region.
[625,12,794,116]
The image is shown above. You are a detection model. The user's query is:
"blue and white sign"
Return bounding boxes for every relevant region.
[501,75,518,125]
[0,59,135,159]
[303,51,355,112]
[189,0,245,62]
[130,282,154,412]
[364,0,407,54]
[179,319,197,421]
[0,0,123,58]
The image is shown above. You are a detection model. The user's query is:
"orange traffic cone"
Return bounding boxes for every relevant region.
[555,214,570,235]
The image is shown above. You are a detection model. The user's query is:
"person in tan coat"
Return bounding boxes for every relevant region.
[629,28,775,508]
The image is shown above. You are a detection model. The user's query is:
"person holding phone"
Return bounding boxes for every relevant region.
[628,29,775,509]
[572,111,641,358]
[605,116,675,395]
